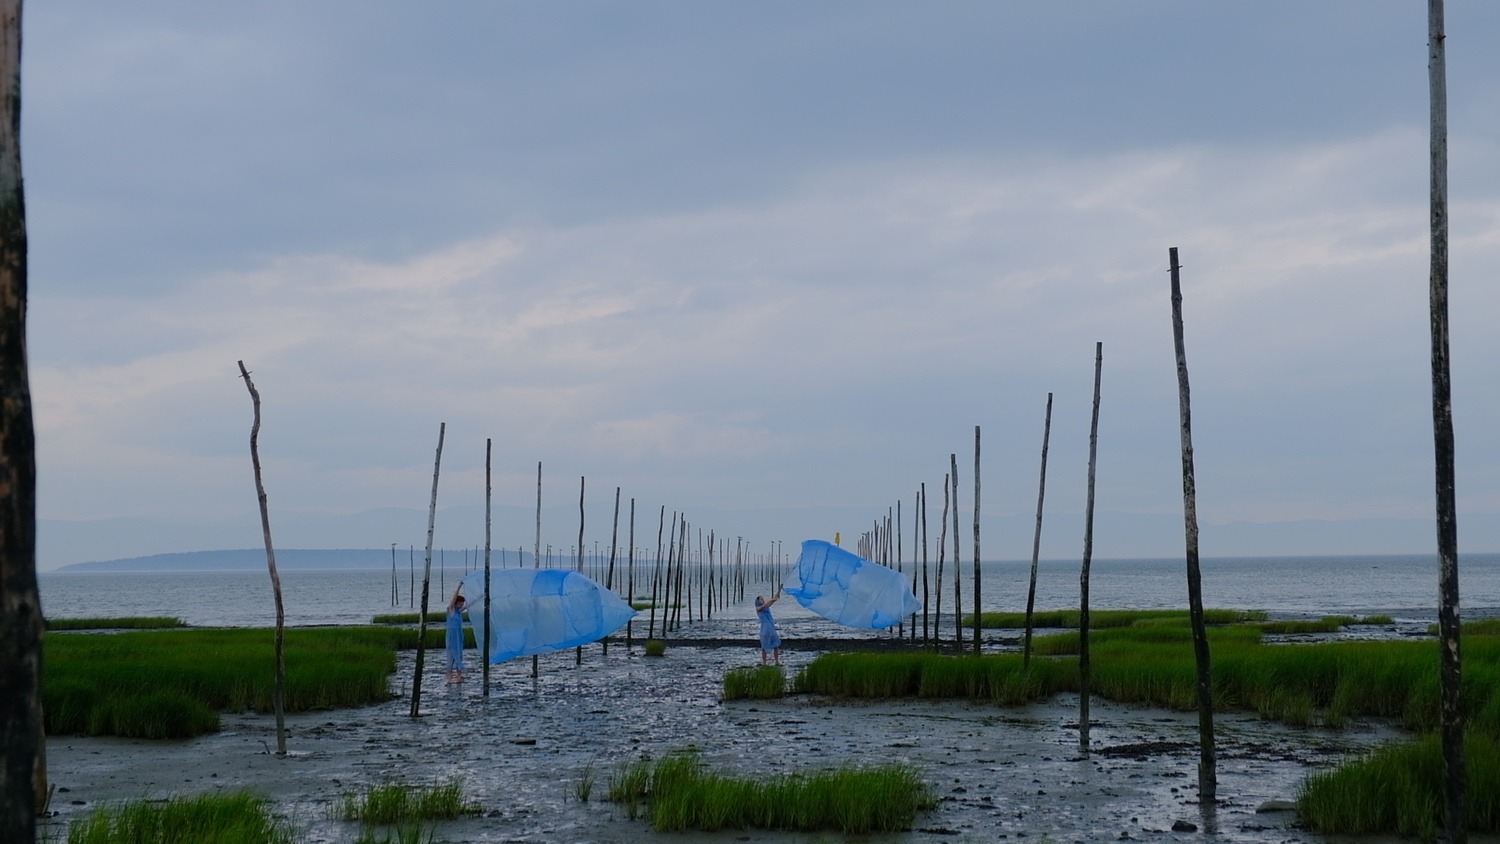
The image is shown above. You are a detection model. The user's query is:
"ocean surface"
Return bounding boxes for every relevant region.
[37,553,1500,629]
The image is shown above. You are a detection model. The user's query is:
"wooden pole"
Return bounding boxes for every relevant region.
[603,487,620,655]
[1427,5,1466,839]
[1079,343,1102,756]
[972,426,982,653]
[950,454,961,645]
[1023,393,1054,670]
[935,474,948,645]
[237,362,287,754]
[649,506,664,639]
[576,476,585,665]
[1170,249,1215,800]
[409,422,446,717]
[482,439,492,695]
[627,498,636,649]
[920,483,929,642]
[532,461,541,678]
[0,4,40,828]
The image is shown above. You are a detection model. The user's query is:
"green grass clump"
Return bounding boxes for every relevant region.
[643,639,666,657]
[794,652,1063,705]
[339,778,478,824]
[1299,732,1500,837]
[722,666,786,700]
[45,627,403,738]
[630,601,656,610]
[607,752,935,833]
[370,612,447,624]
[966,608,1266,630]
[46,617,185,631]
[66,791,297,844]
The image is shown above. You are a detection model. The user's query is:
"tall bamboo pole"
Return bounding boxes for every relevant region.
[935,474,948,644]
[1427,4,1466,839]
[627,498,637,649]
[1079,343,1101,755]
[972,426,982,653]
[0,5,40,827]
[920,483,930,642]
[1023,393,1054,670]
[603,487,620,655]
[576,476,585,665]
[237,362,287,754]
[1170,248,1216,800]
[532,461,541,679]
[409,422,446,717]
[649,506,664,639]
[482,439,492,695]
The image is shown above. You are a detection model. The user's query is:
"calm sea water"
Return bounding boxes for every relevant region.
[38,553,1500,628]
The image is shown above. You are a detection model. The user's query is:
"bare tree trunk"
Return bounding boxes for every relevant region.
[972,426,982,653]
[1079,342,1102,756]
[1023,393,1054,670]
[409,422,446,717]
[482,438,492,695]
[237,362,288,754]
[1427,5,1466,840]
[1170,248,1216,801]
[0,4,42,830]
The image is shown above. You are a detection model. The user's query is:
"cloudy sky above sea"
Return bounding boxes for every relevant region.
[23,2,1500,569]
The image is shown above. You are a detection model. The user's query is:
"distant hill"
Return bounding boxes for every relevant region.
[54,548,494,572]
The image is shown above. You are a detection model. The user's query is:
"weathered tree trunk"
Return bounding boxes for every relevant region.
[482,438,492,695]
[1170,248,1216,801]
[1427,5,1466,840]
[0,4,42,831]
[237,362,288,754]
[409,422,446,716]
[1023,393,1054,670]
[972,426,982,653]
[1079,342,1102,756]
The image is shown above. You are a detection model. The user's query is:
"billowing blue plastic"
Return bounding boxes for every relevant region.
[458,569,636,662]
[783,540,920,629]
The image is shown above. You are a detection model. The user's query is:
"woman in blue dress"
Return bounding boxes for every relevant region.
[754,588,784,666]
[445,590,468,684]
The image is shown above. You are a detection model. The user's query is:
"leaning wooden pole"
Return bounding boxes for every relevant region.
[972,426,982,653]
[603,487,620,655]
[1428,4,1466,840]
[0,4,43,829]
[482,438,492,696]
[409,421,446,717]
[1170,248,1216,800]
[237,362,287,755]
[1079,342,1102,756]
[1023,392,1054,670]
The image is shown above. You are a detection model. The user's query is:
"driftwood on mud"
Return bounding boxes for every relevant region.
[1170,248,1216,801]
[1023,393,1054,670]
[1427,4,1466,839]
[409,421,447,718]
[237,362,288,755]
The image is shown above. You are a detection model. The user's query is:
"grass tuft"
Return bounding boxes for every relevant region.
[722,666,786,700]
[46,617,185,631]
[339,778,478,825]
[643,639,667,657]
[66,791,296,844]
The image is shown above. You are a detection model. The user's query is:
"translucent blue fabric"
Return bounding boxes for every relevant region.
[458,569,636,662]
[784,540,921,629]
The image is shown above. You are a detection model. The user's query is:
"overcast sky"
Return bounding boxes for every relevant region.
[23,2,1500,570]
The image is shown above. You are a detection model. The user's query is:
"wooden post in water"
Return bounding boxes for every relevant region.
[1169,248,1215,800]
[410,422,447,717]
[603,487,620,655]
[1023,393,1054,670]
[935,474,948,645]
[972,426,982,654]
[482,439,492,695]
[532,461,541,679]
[576,476,585,665]
[237,362,288,754]
[627,498,637,649]
[1079,343,1101,755]
[649,506,664,639]
[1427,6,1466,839]
[950,454,961,645]
[920,483,929,642]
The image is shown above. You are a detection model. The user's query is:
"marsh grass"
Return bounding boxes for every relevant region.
[46,617,185,630]
[965,608,1266,630]
[722,666,786,700]
[370,612,446,624]
[45,627,402,738]
[339,778,478,824]
[794,652,1063,705]
[607,752,934,833]
[643,639,667,657]
[66,791,297,844]
[1299,732,1500,836]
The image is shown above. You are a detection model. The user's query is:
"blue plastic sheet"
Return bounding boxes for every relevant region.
[458,569,636,662]
[783,540,920,629]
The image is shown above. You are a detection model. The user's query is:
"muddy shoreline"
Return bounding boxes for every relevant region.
[36,608,1493,843]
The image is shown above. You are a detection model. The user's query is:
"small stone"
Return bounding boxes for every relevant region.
[1171,819,1197,832]
[1256,799,1297,813]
